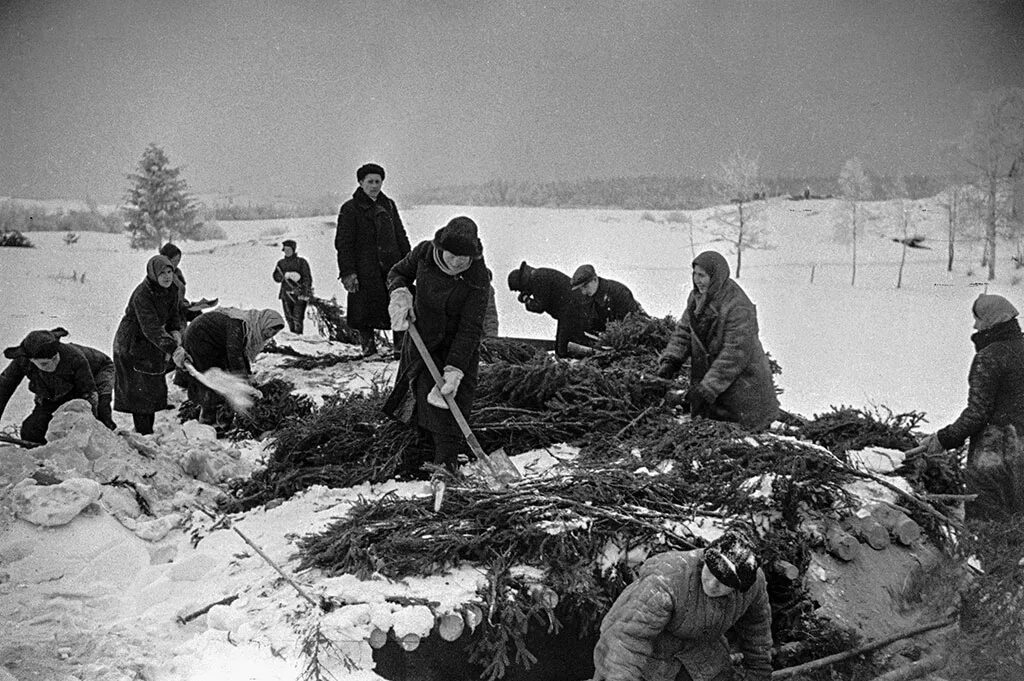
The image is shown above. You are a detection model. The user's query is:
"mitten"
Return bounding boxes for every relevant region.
[285,271,301,282]
[388,288,415,331]
[341,273,360,293]
[427,385,449,409]
[440,366,464,397]
[172,346,190,369]
[524,296,545,313]
[686,383,715,415]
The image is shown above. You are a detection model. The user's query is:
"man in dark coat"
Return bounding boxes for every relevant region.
[570,264,646,334]
[0,328,115,443]
[383,216,489,470]
[593,529,772,681]
[113,255,186,435]
[657,251,778,431]
[913,294,1024,519]
[336,163,412,356]
[272,239,313,334]
[507,261,590,357]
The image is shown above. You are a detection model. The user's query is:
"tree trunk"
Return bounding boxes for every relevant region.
[987,176,998,281]
[897,242,907,289]
[735,201,744,278]
[947,190,957,272]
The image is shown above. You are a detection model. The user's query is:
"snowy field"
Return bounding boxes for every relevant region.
[2,196,1018,432]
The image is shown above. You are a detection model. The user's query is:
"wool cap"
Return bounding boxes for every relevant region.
[436,216,482,257]
[357,163,385,182]
[282,239,297,251]
[507,261,530,291]
[570,264,597,290]
[704,528,758,592]
[158,242,182,260]
[972,294,1019,331]
[5,329,60,360]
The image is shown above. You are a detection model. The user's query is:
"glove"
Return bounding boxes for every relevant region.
[341,273,360,293]
[656,357,680,379]
[172,346,190,369]
[285,271,301,283]
[439,366,464,397]
[389,287,415,331]
[427,385,449,409]
[686,383,715,414]
[524,296,545,313]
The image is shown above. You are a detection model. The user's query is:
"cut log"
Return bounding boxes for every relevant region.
[892,516,922,546]
[774,560,800,581]
[368,627,388,649]
[826,525,861,561]
[399,633,421,652]
[529,585,559,609]
[437,613,465,641]
[845,517,891,550]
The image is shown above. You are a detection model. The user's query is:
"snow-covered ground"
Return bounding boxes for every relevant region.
[0,196,1018,679]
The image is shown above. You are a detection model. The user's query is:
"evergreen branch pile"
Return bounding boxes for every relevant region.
[479,337,546,365]
[794,405,925,453]
[308,296,363,344]
[178,377,315,441]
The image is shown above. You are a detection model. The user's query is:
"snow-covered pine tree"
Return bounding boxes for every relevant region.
[122,144,202,249]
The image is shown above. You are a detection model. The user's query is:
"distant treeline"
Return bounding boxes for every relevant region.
[210,195,344,221]
[0,201,122,233]
[406,174,949,210]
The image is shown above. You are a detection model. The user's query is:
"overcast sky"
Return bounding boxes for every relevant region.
[1,0,1022,203]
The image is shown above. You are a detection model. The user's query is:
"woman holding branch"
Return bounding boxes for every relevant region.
[382,216,489,472]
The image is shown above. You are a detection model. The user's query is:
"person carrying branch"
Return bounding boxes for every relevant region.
[177,307,285,429]
[336,163,412,357]
[593,528,773,681]
[911,294,1024,520]
[0,328,116,443]
[382,216,489,471]
[507,261,591,357]
[657,250,778,431]
[273,239,313,335]
[113,254,188,435]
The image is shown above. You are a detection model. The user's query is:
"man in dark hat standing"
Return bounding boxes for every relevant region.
[570,263,645,335]
[507,261,592,358]
[0,328,116,443]
[273,239,314,334]
[336,163,411,357]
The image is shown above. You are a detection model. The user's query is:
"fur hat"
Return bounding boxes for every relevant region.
[570,264,597,290]
[436,216,481,257]
[282,239,297,251]
[357,163,385,182]
[704,528,758,592]
[3,327,69,360]
[159,242,181,260]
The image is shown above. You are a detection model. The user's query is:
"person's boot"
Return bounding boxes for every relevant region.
[359,329,378,357]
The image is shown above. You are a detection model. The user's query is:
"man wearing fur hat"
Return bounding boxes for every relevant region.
[912,293,1024,519]
[593,528,772,681]
[570,263,645,335]
[336,163,411,357]
[507,261,591,357]
[0,328,116,443]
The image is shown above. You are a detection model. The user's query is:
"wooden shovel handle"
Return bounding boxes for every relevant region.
[405,322,488,461]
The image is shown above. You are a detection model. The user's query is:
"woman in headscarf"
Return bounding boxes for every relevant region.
[179,307,285,426]
[158,242,199,324]
[0,328,115,442]
[382,216,489,472]
[113,255,186,435]
[593,527,773,681]
[913,294,1024,519]
[657,250,778,431]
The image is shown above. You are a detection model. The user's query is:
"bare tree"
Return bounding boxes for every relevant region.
[956,88,1024,280]
[838,157,873,286]
[711,151,768,278]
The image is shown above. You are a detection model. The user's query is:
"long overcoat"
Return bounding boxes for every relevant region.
[660,258,778,430]
[335,188,411,330]
[113,278,181,413]
[382,237,489,436]
[593,550,772,681]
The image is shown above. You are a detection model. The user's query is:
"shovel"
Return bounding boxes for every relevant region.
[405,322,521,489]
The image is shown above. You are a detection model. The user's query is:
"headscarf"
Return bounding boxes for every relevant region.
[690,251,731,316]
[218,307,286,362]
[972,294,1019,331]
[146,255,174,284]
[704,527,758,592]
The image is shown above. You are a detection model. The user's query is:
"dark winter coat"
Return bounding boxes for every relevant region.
[181,311,250,376]
[382,238,489,436]
[0,344,103,418]
[336,188,411,330]
[588,277,645,334]
[937,319,1024,455]
[593,549,772,681]
[510,264,589,357]
[113,277,182,413]
[659,253,778,430]
[272,254,313,302]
